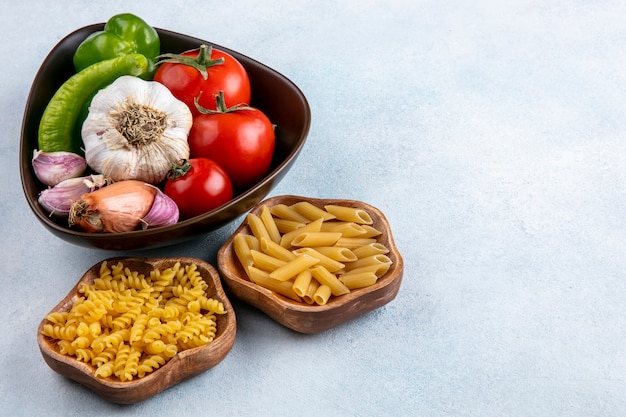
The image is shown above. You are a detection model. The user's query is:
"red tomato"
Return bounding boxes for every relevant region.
[164,158,233,220]
[188,96,275,190]
[154,44,251,115]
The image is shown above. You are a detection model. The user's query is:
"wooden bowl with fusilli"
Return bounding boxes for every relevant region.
[37,256,236,404]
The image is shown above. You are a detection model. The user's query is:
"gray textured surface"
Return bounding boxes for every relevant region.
[1,1,625,416]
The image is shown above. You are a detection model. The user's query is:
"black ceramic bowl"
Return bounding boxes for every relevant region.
[20,24,310,250]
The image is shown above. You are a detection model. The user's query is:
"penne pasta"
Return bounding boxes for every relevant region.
[242,234,261,252]
[319,221,367,237]
[339,272,378,289]
[334,237,378,248]
[233,234,254,270]
[351,242,390,258]
[250,250,288,272]
[247,213,272,243]
[269,254,320,281]
[358,225,383,238]
[340,263,391,278]
[260,238,297,262]
[279,217,323,248]
[246,267,302,302]
[314,246,358,262]
[302,279,320,304]
[290,231,342,247]
[274,218,306,234]
[313,284,332,306]
[292,247,345,272]
[344,254,392,271]
[259,206,282,244]
[269,204,310,223]
[323,205,373,224]
[310,265,350,296]
[291,201,336,221]
[232,200,394,306]
[292,269,313,298]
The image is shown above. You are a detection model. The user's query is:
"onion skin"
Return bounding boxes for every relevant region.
[69,180,158,233]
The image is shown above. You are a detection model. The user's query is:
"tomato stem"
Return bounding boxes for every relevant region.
[167,159,192,180]
[155,44,225,80]
[194,90,255,114]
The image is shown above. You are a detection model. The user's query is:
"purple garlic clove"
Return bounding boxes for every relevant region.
[38,174,111,218]
[32,149,87,186]
[141,185,180,229]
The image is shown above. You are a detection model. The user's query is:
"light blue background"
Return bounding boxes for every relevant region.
[1,1,625,416]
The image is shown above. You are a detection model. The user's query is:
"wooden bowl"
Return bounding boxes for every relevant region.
[20,23,310,250]
[37,257,236,404]
[217,195,404,334]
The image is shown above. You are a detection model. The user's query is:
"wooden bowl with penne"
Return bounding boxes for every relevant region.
[217,195,404,334]
[37,257,236,404]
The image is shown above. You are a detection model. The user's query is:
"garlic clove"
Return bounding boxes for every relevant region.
[32,149,87,186]
[38,174,111,218]
[140,185,180,229]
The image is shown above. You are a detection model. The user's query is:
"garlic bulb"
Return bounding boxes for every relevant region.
[82,75,193,184]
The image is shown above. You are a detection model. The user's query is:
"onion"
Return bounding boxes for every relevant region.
[68,180,179,233]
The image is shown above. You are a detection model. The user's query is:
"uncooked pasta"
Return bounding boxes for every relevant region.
[41,261,227,381]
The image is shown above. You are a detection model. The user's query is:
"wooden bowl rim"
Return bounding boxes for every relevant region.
[37,256,236,401]
[218,195,404,315]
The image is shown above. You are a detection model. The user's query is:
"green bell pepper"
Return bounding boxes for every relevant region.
[73,13,160,78]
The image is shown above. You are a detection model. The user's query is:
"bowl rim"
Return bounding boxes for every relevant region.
[20,23,311,248]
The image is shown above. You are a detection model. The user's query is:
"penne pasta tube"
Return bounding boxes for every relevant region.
[269,254,320,281]
[340,263,391,278]
[323,205,373,224]
[250,250,288,272]
[247,213,272,243]
[338,272,378,289]
[260,206,282,244]
[292,269,313,298]
[246,267,302,302]
[358,225,383,238]
[269,204,311,223]
[291,201,336,221]
[310,265,350,296]
[290,232,342,247]
[244,265,267,284]
[351,242,390,258]
[233,233,254,270]
[312,246,358,263]
[260,238,297,262]
[344,254,392,271]
[319,221,367,237]
[274,218,306,234]
[292,247,345,272]
[313,284,332,306]
[279,218,323,248]
[242,234,261,252]
[302,279,320,304]
[334,237,378,248]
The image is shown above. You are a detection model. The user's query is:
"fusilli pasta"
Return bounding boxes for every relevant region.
[41,260,226,381]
